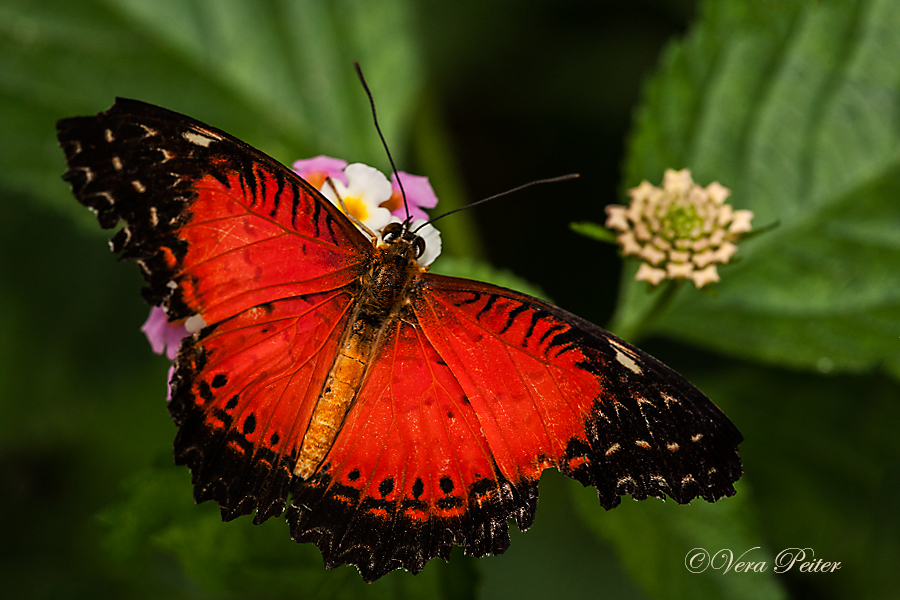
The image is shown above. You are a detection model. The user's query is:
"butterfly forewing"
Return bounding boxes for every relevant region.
[57,99,370,322]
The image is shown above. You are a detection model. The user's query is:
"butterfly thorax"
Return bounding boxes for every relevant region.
[293,230,425,479]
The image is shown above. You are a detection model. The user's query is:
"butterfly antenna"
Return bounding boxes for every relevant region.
[417,174,580,232]
[354,62,410,223]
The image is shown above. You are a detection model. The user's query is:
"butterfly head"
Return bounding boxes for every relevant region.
[380,221,426,261]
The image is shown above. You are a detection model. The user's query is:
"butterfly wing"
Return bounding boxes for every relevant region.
[286,314,535,581]
[57,99,371,520]
[282,272,742,581]
[418,274,743,508]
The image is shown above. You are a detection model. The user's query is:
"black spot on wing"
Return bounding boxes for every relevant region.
[242,413,256,435]
[378,477,394,497]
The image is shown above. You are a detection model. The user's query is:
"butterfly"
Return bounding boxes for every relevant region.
[57,98,742,582]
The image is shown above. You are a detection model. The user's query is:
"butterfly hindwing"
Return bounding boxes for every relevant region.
[172,290,354,522]
[286,316,536,581]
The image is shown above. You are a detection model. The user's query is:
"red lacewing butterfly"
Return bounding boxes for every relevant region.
[57,98,742,582]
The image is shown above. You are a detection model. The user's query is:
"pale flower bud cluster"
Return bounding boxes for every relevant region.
[605,169,753,288]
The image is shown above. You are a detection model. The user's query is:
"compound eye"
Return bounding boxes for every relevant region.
[413,236,426,258]
[382,222,403,243]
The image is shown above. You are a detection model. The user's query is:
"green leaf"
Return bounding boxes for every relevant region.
[0,0,422,212]
[102,465,464,598]
[695,364,900,600]
[575,481,787,600]
[613,0,900,378]
[570,221,619,244]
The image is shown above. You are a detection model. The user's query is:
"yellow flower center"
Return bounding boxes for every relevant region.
[342,196,369,222]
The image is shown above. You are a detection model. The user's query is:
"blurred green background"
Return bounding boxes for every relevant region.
[2,0,899,599]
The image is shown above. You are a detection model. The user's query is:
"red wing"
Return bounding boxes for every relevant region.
[173,290,353,522]
[283,274,741,582]
[415,274,743,510]
[286,317,535,581]
[57,99,371,521]
[57,98,370,326]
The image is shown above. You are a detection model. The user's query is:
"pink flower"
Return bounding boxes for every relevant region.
[384,172,439,220]
[141,306,189,360]
[165,365,176,402]
[292,155,348,190]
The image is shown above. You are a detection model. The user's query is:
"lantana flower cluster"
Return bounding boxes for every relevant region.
[605,169,753,288]
[292,156,441,267]
[144,156,442,399]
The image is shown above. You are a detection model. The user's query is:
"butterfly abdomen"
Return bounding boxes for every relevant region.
[294,240,422,479]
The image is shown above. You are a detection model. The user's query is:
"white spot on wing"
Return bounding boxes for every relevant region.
[111,156,123,170]
[105,128,114,143]
[185,314,207,333]
[608,338,643,374]
[605,443,621,456]
[615,347,642,374]
[132,180,146,193]
[183,129,220,147]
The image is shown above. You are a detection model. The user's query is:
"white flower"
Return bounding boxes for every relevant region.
[605,169,753,288]
[294,157,444,266]
[320,163,393,234]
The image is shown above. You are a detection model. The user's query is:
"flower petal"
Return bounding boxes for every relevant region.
[690,265,720,288]
[639,245,667,266]
[666,262,695,279]
[635,263,668,285]
[663,168,693,194]
[387,172,439,220]
[141,306,188,361]
[729,210,754,234]
[604,205,630,231]
[617,232,643,256]
[292,155,348,189]
[412,219,442,267]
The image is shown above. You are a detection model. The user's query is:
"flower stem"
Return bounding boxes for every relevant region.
[608,279,682,343]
